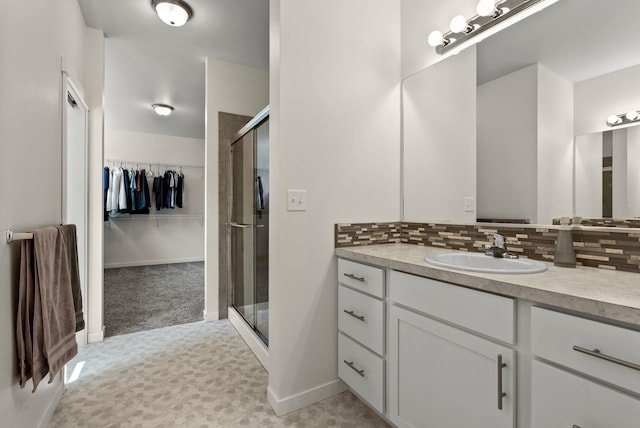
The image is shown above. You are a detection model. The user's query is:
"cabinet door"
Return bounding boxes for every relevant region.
[389,305,515,428]
[532,360,640,428]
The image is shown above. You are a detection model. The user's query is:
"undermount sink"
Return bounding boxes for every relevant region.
[424,252,548,274]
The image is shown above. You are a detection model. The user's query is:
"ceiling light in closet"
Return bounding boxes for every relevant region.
[152,0,193,27]
[152,103,175,116]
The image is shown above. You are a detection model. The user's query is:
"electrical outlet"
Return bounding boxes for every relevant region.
[287,190,307,211]
[464,196,475,212]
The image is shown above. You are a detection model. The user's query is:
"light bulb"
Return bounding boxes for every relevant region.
[428,30,445,47]
[477,0,497,17]
[450,15,468,33]
[607,115,622,125]
[625,110,639,121]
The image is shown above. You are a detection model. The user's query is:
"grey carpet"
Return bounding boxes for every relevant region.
[104,262,204,337]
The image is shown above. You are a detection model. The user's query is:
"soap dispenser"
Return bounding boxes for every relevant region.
[554,217,576,268]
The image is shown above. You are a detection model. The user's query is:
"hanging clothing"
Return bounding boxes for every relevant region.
[103,167,110,221]
[109,168,123,214]
[176,172,184,208]
[153,176,163,211]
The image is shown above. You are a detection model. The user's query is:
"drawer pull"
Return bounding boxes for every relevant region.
[343,309,365,322]
[573,345,640,372]
[343,360,365,377]
[344,273,365,282]
[497,354,507,410]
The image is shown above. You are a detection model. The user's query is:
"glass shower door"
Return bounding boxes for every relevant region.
[231,130,256,328]
[230,115,269,345]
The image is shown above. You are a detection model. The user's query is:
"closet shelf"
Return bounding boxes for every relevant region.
[108,214,204,221]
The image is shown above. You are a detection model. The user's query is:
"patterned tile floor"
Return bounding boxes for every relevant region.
[49,320,389,427]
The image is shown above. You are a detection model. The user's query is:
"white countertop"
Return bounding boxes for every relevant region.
[335,243,640,326]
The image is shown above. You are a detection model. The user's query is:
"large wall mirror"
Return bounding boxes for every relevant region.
[403,0,640,226]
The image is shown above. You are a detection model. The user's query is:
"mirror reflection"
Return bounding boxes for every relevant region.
[575,126,640,219]
[402,0,640,226]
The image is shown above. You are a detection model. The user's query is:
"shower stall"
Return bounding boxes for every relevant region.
[230,107,269,345]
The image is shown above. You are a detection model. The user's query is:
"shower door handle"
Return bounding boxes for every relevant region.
[229,222,264,229]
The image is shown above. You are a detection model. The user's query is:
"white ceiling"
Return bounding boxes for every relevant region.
[78,0,269,139]
[477,0,640,85]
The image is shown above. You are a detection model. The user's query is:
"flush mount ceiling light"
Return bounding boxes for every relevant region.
[606,109,640,127]
[152,0,193,27]
[428,0,559,55]
[152,103,175,116]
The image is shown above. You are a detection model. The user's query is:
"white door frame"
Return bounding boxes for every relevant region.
[61,71,89,347]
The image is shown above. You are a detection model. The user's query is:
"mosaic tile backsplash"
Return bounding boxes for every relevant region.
[553,217,640,228]
[335,221,640,274]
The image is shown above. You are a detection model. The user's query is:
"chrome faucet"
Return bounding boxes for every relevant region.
[485,233,519,259]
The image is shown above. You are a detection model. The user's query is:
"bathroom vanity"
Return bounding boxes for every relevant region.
[336,243,640,428]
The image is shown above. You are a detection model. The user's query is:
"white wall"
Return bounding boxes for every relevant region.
[574,63,640,136]
[84,27,106,343]
[268,0,401,415]
[0,0,98,426]
[403,47,476,223]
[537,65,574,224]
[103,129,205,268]
[477,65,538,222]
[204,58,268,321]
[574,132,602,217]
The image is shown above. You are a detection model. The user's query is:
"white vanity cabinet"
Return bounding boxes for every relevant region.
[337,258,386,414]
[531,307,640,428]
[388,271,516,428]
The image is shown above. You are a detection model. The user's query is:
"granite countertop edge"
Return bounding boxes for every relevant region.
[335,243,640,327]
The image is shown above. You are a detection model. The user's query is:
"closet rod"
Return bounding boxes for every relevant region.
[105,159,204,169]
[6,230,34,244]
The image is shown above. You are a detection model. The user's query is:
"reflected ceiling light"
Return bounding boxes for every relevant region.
[428,0,559,56]
[152,103,175,116]
[152,0,193,27]
[607,109,640,127]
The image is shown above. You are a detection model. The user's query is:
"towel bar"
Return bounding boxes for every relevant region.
[6,230,34,244]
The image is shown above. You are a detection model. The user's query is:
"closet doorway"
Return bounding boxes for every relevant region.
[102,150,206,338]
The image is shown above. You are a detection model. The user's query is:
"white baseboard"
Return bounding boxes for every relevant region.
[38,380,64,428]
[104,257,204,269]
[203,310,219,322]
[228,307,269,371]
[267,379,348,416]
[87,326,104,343]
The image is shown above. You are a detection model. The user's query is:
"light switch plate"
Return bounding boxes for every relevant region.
[287,190,307,211]
[464,196,475,212]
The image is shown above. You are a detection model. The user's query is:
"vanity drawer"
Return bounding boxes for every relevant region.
[532,360,640,428]
[338,332,384,414]
[338,258,384,298]
[338,285,384,355]
[389,270,515,344]
[531,306,640,395]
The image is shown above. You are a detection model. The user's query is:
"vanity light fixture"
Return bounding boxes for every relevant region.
[606,109,640,127]
[152,0,193,27]
[152,103,175,116]
[428,0,559,55]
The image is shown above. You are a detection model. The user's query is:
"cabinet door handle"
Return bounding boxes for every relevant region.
[572,425,582,428]
[573,345,640,372]
[343,309,365,321]
[344,273,365,282]
[343,360,365,377]
[497,354,507,410]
